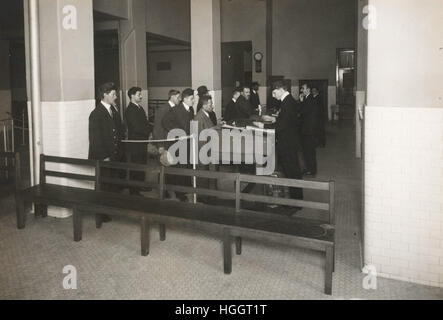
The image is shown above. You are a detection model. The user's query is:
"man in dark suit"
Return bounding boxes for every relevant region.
[236,86,254,120]
[250,82,262,115]
[125,87,150,196]
[89,83,123,162]
[153,89,181,153]
[89,82,124,223]
[224,88,241,122]
[312,87,326,148]
[271,81,304,207]
[162,88,196,202]
[153,89,181,201]
[300,83,320,176]
[196,86,217,126]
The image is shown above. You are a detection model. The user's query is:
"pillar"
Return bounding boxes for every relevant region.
[355,0,368,159]
[190,0,222,118]
[119,0,148,114]
[364,0,443,287]
[26,0,96,217]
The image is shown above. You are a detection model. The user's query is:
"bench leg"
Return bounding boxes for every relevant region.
[141,217,150,256]
[325,246,334,295]
[15,194,26,229]
[333,244,336,273]
[35,203,48,218]
[73,208,82,242]
[95,214,103,229]
[159,224,166,241]
[235,237,242,255]
[223,229,232,274]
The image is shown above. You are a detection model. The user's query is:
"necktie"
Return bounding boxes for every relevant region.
[189,106,195,116]
[111,107,117,119]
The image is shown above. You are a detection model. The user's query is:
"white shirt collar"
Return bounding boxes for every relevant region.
[168,100,175,108]
[101,101,112,115]
[305,93,311,99]
[182,102,190,112]
[232,98,237,103]
[280,91,290,101]
[202,110,209,118]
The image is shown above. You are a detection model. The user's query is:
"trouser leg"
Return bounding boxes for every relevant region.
[129,151,147,194]
[302,135,317,174]
[279,151,303,200]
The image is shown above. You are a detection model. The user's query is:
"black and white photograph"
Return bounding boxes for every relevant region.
[0,0,442,307]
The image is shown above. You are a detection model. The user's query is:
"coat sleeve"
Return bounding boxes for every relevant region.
[161,108,175,136]
[153,106,167,140]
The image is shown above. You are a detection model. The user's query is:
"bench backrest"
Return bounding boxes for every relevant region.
[40,154,97,186]
[238,174,335,224]
[97,160,161,194]
[163,167,238,201]
[162,167,335,224]
[38,154,335,224]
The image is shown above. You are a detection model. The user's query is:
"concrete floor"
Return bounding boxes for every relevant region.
[1,121,442,300]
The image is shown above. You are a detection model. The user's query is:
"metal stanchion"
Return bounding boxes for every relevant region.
[3,123,8,179]
[22,110,26,146]
[192,134,197,204]
[11,119,15,153]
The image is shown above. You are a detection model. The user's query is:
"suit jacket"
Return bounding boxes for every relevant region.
[125,102,150,155]
[250,90,261,110]
[275,94,302,155]
[153,101,174,148]
[162,102,194,136]
[197,99,217,125]
[195,109,216,133]
[236,95,253,120]
[88,102,123,161]
[301,95,321,136]
[224,99,237,122]
[195,109,216,160]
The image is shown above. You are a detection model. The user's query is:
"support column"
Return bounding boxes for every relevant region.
[190,0,222,118]
[119,0,148,114]
[26,0,96,217]
[355,0,368,159]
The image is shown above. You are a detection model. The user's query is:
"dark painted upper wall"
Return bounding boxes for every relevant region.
[93,0,129,19]
[273,0,356,85]
[146,0,191,42]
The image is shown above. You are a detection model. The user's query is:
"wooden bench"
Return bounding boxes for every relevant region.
[17,154,336,295]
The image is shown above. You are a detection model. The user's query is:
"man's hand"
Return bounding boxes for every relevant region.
[262,115,276,123]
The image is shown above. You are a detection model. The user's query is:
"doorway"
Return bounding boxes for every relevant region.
[336,49,355,121]
[221,41,252,116]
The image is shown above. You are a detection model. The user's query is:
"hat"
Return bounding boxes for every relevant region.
[160,150,175,167]
[197,86,209,97]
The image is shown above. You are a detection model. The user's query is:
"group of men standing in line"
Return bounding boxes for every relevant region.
[88,81,325,212]
[225,81,325,177]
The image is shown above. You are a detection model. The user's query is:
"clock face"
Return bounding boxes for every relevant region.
[254,52,263,61]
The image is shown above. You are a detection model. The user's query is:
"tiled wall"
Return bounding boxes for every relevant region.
[42,100,96,217]
[365,106,443,287]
